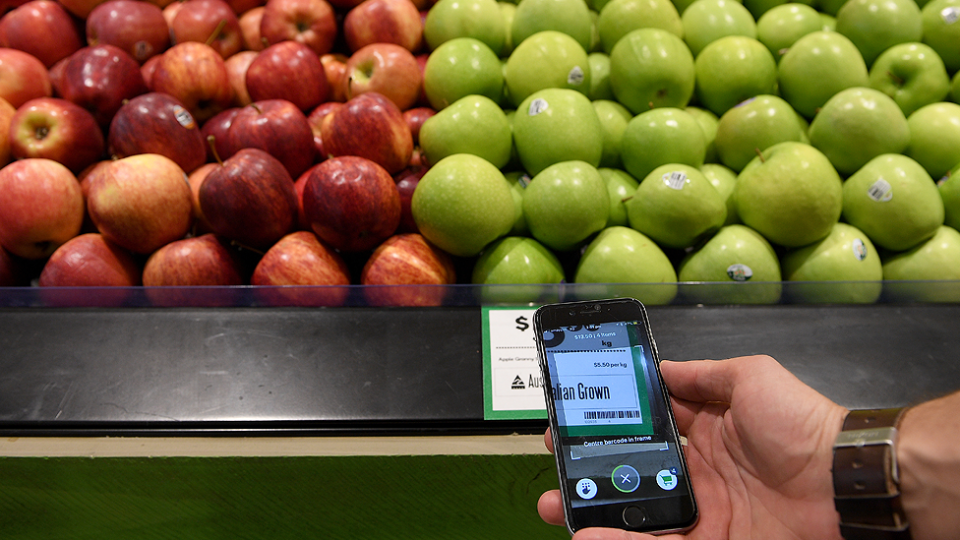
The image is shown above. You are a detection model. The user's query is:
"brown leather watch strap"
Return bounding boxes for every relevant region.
[833,408,911,540]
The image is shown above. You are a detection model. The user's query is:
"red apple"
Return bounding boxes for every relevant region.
[342,43,421,111]
[86,153,194,254]
[56,44,149,129]
[58,0,108,18]
[0,158,84,259]
[343,0,423,53]
[293,166,313,230]
[77,159,110,234]
[0,48,52,108]
[320,52,348,102]
[224,50,256,106]
[0,95,15,166]
[245,40,328,111]
[226,0,265,15]
[142,233,244,286]
[9,97,105,173]
[141,53,162,89]
[86,0,170,64]
[306,100,340,157]
[402,106,434,146]
[170,0,243,59]
[302,155,401,252]
[251,230,351,306]
[152,42,234,124]
[320,92,413,174]
[227,99,315,178]
[239,6,265,51]
[0,0,29,16]
[0,1,83,68]
[259,0,337,56]
[187,162,218,234]
[38,233,141,286]
[360,233,455,306]
[393,164,426,233]
[198,147,298,249]
[107,92,207,174]
[201,106,240,162]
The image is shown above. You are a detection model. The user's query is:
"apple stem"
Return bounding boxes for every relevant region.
[207,135,224,166]
[648,101,655,110]
[230,240,265,256]
[206,19,228,47]
[621,196,634,203]
[250,103,263,114]
[754,148,765,163]
[887,70,905,87]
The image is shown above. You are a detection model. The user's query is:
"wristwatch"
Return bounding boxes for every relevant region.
[832,408,912,540]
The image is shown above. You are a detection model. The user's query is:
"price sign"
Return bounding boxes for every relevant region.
[481,307,548,420]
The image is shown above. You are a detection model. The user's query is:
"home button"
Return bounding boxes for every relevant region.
[622,506,647,528]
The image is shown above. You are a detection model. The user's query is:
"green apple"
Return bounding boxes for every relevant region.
[472,237,564,287]
[596,0,683,53]
[419,95,513,169]
[807,87,910,176]
[588,52,614,100]
[411,154,516,257]
[512,88,603,175]
[522,160,609,250]
[626,163,727,248]
[743,0,815,20]
[678,224,782,304]
[686,106,719,163]
[904,102,960,180]
[504,171,530,235]
[695,36,778,116]
[503,109,522,169]
[701,162,739,224]
[423,38,504,110]
[499,2,517,56]
[938,162,960,230]
[819,12,837,31]
[842,154,944,252]
[755,3,822,62]
[921,0,960,73]
[868,43,951,117]
[620,107,706,181]
[735,142,843,247]
[777,31,869,118]
[681,0,757,57]
[781,222,883,304]
[504,30,591,107]
[609,28,695,113]
[714,95,807,172]
[574,226,678,305]
[424,0,507,55]
[817,0,846,16]
[835,0,922,66]
[599,167,640,227]
[882,226,960,303]
[510,0,593,52]
[593,99,633,168]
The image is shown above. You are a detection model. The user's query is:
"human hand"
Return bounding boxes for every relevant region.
[538,355,849,540]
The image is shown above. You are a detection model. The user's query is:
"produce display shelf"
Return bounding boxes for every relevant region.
[2,282,959,436]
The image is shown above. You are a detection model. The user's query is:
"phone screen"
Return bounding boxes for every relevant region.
[538,306,696,533]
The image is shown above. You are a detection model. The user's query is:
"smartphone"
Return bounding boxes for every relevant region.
[534,298,697,535]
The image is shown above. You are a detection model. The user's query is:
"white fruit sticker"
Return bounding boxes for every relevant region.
[663,171,687,190]
[567,66,585,85]
[852,238,868,261]
[528,98,549,116]
[173,105,197,129]
[518,174,532,188]
[867,178,893,202]
[726,264,753,281]
[942,6,959,24]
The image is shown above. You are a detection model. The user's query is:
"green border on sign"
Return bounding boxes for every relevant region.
[482,306,547,421]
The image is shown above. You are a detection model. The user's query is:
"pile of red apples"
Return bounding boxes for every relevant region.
[0,0,454,305]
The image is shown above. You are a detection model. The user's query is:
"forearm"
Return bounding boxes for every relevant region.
[897,390,960,540]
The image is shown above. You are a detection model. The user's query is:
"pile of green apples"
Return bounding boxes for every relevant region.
[414,0,960,304]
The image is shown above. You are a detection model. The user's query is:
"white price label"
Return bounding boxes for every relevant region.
[482,307,547,419]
